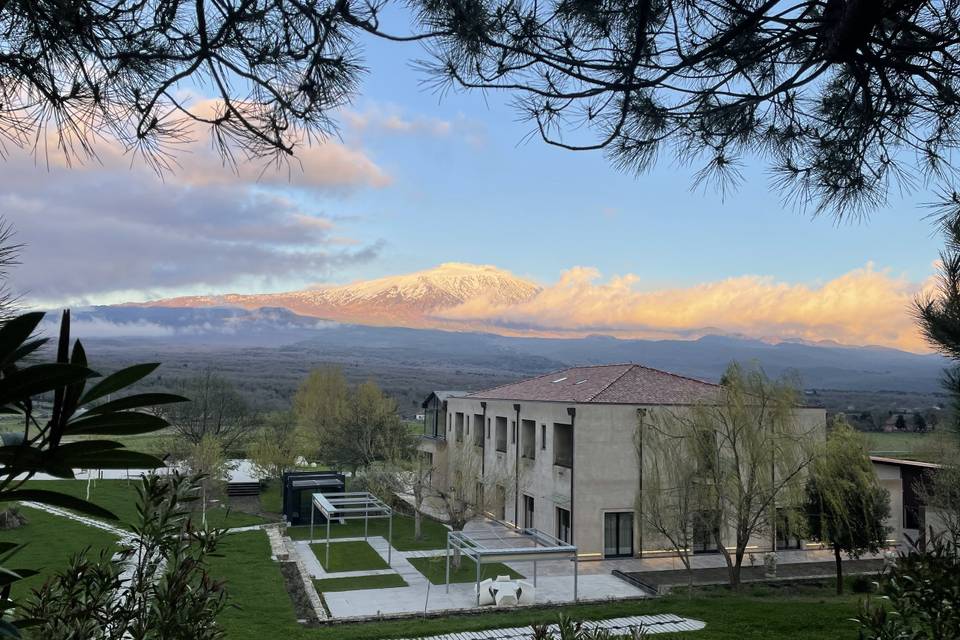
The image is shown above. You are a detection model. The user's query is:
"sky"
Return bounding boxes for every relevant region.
[2,21,947,353]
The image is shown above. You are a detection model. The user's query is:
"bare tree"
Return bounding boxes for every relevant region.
[636,408,702,593]
[166,369,256,452]
[667,362,818,588]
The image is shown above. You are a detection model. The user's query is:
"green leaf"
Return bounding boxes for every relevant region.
[0,489,117,520]
[67,411,169,436]
[0,313,45,368]
[85,393,187,415]
[80,363,160,405]
[52,441,126,459]
[68,449,164,470]
[0,363,95,408]
[0,567,37,587]
[0,618,20,638]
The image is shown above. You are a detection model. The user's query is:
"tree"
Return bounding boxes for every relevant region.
[294,370,412,473]
[21,473,228,640]
[916,212,960,443]
[0,0,359,170]
[857,534,960,640]
[352,1,960,218]
[916,457,960,547]
[183,434,230,519]
[913,413,928,433]
[895,414,908,431]
[249,411,301,480]
[293,367,349,463]
[9,3,960,219]
[166,370,256,453]
[670,362,817,588]
[636,408,702,592]
[434,444,487,569]
[803,423,890,594]
[0,311,187,635]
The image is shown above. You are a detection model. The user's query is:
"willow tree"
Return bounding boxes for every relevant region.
[668,362,817,588]
[803,421,890,594]
[636,407,702,592]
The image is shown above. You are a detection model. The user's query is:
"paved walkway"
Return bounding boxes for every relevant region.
[292,528,649,618]
[395,614,706,639]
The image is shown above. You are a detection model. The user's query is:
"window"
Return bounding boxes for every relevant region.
[553,423,573,468]
[521,420,536,459]
[495,417,508,452]
[496,485,507,520]
[556,507,571,543]
[454,412,464,443]
[541,424,546,449]
[692,510,720,553]
[523,495,535,529]
[474,414,485,446]
[475,481,485,508]
[603,512,633,558]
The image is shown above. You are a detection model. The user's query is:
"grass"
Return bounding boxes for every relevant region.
[288,514,449,550]
[23,479,268,530]
[209,531,301,639]
[863,430,954,462]
[0,506,120,599]
[260,479,282,514]
[407,556,524,585]
[204,531,871,640]
[310,540,389,573]
[313,573,407,593]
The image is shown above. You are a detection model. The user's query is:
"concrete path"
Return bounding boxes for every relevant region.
[395,614,706,639]
[292,534,649,618]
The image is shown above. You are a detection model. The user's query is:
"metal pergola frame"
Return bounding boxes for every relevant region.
[446,527,578,606]
[310,491,394,566]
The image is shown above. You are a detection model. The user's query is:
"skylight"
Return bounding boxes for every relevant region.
[552,376,568,383]
[574,379,588,385]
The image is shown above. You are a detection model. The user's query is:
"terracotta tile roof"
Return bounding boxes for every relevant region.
[467,364,720,405]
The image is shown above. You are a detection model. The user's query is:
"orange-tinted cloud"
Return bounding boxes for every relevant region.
[437,264,937,352]
[38,97,391,190]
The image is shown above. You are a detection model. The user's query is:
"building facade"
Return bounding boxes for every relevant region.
[420,364,827,560]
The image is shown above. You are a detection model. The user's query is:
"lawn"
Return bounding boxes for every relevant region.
[310,540,389,572]
[313,573,407,593]
[0,506,120,599]
[407,556,524,585]
[24,479,267,530]
[863,430,955,461]
[205,531,871,640]
[288,513,449,550]
[260,479,282,514]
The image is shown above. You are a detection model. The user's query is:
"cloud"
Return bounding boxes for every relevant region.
[3,116,385,305]
[437,265,936,352]
[32,96,390,191]
[342,104,486,146]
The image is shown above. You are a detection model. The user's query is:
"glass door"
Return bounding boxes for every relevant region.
[523,495,534,529]
[603,512,633,558]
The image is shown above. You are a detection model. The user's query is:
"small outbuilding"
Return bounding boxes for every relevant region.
[281,471,346,526]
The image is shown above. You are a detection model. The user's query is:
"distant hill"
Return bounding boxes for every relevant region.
[57,305,949,393]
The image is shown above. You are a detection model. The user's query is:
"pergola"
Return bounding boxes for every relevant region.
[445,527,578,606]
[310,492,394,566]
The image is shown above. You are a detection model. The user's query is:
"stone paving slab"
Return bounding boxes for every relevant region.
[394,614,705,639]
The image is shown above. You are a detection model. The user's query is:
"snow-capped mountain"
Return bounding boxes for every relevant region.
[138,263,541,328]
